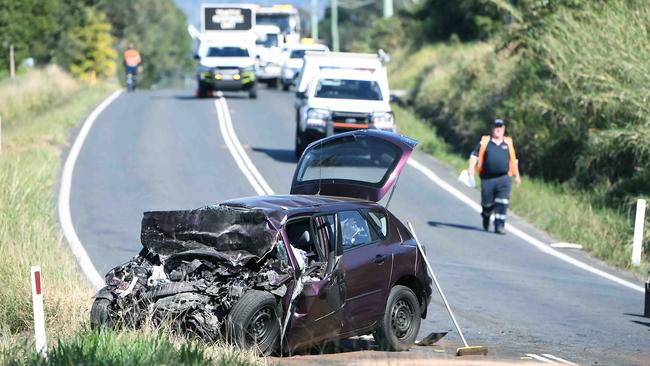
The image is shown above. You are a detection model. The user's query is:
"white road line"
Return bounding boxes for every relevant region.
[215,98,274,196]
[525,353,557,363]
[406,159,645,293]
[58,90,122,290]
[541,354,577,365]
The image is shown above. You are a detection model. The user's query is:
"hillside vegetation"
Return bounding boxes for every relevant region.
[328,0,649,270]
[0,0,191,87]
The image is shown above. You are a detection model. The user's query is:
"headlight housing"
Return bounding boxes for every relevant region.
[306,108,329,129]
[372,112,395,131]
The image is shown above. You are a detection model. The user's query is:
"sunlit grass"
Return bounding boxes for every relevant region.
[0,328,261,366]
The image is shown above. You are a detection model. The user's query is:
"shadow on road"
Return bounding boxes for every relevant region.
[428,220,485,233]
[630,320,650,329]
[252,147,298,163]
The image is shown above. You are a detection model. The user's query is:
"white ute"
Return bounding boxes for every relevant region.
[293,52,395,156]
[280,43,329,91]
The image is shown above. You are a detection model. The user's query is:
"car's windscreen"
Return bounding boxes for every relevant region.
[256,14,294,34]
[314,78,383,101]
[296,134,401,185]
[256,33,279,48]
[207,47,249,57]
[290,48,325,59]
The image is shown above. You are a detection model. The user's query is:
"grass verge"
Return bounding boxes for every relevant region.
[0,68,261,365]
[1,329,260,366]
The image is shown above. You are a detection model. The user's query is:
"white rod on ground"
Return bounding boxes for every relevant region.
[407,222,469,347]
[9,44,15,79]
[31,266,47,357]
[1,115,3,154]
[632,198,647,266]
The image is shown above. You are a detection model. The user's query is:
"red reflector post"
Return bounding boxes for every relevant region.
[34,271,42,295]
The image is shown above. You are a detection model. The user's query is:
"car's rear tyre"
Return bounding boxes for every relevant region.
[197,81,208,98]
[282,82,290,91]
[227,290,281,356]
[267,78,278,88]
[373,285,421,351]
[90,297,113,329]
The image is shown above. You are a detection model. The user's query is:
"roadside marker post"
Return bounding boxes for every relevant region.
[632,198,646,266]
[31,266,47,357]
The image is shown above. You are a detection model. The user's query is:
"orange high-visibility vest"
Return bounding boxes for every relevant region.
[477,135,518,176]
[123,49,141,67]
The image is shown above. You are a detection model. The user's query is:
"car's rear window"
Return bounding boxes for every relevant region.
[314,78,383,101]
[296,134,401,185]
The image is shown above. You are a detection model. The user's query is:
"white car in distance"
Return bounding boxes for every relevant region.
[294,68,396,157]
[281,44,329,91]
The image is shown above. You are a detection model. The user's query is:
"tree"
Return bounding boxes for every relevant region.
[64,9,117,82]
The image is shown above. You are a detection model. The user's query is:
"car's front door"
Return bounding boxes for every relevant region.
[337,209,393,332]
[287,214,345,350]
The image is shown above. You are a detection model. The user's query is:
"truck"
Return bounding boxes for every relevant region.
[195,4,258,98]
[293,52,395,156]
[255,4,301,45]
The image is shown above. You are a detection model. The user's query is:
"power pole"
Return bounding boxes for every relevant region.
[311,0,319,40]
[9,44,15,79]
[383,0,393,18]
[331,0,339,51]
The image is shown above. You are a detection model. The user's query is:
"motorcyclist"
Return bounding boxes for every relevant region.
[123,43,142,91]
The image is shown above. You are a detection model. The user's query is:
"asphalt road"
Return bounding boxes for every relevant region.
[69,88,649,365]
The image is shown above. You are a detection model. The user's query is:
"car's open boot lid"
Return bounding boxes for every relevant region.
[290,130,418,202]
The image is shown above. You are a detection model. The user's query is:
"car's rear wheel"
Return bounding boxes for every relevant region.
[374,285,420,351]
[228,290,281,356]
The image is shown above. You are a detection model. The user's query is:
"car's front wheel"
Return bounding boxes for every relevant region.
[228,290,281,356]
[90,297,113,329]
[374,285,421,351]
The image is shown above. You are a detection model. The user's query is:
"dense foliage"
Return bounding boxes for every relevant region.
[329,0,649,210]
[0,0,191,87]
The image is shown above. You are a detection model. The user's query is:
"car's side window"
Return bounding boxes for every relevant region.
[338,210,373,250]
[366,210,388,239]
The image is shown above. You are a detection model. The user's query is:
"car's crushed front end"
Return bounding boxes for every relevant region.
[92,205,294,343]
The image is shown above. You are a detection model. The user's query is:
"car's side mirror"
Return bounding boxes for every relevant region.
[295,91,306,99]
[193,54,200,60]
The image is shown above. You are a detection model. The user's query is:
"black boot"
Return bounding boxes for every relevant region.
[494,224,506,235]
[482,214,490,231]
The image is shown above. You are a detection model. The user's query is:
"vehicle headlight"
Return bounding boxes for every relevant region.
[372,112,395,131]
[306,108,329,129]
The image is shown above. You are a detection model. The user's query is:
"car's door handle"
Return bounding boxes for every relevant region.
[374,254,387,264]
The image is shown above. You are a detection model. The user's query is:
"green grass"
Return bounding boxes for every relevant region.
[1,329,260,366]
[0,68,115,341]
[0,68,258,365]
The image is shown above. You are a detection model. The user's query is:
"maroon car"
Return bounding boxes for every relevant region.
[91,130,433,355]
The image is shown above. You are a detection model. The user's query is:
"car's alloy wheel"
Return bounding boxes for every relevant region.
[374,285,421,351]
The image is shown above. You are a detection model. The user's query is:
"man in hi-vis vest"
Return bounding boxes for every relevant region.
[468,119,521,234]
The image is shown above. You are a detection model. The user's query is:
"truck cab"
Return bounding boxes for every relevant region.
[294,53,395,156]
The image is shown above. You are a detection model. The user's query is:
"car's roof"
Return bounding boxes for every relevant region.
[289,44,328,51]
[222,194,383,220]
[315,69,381,82]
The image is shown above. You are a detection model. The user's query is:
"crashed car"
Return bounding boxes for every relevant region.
[91,130,433,355]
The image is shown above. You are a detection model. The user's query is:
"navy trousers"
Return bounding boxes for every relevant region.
[480,175,512,229]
